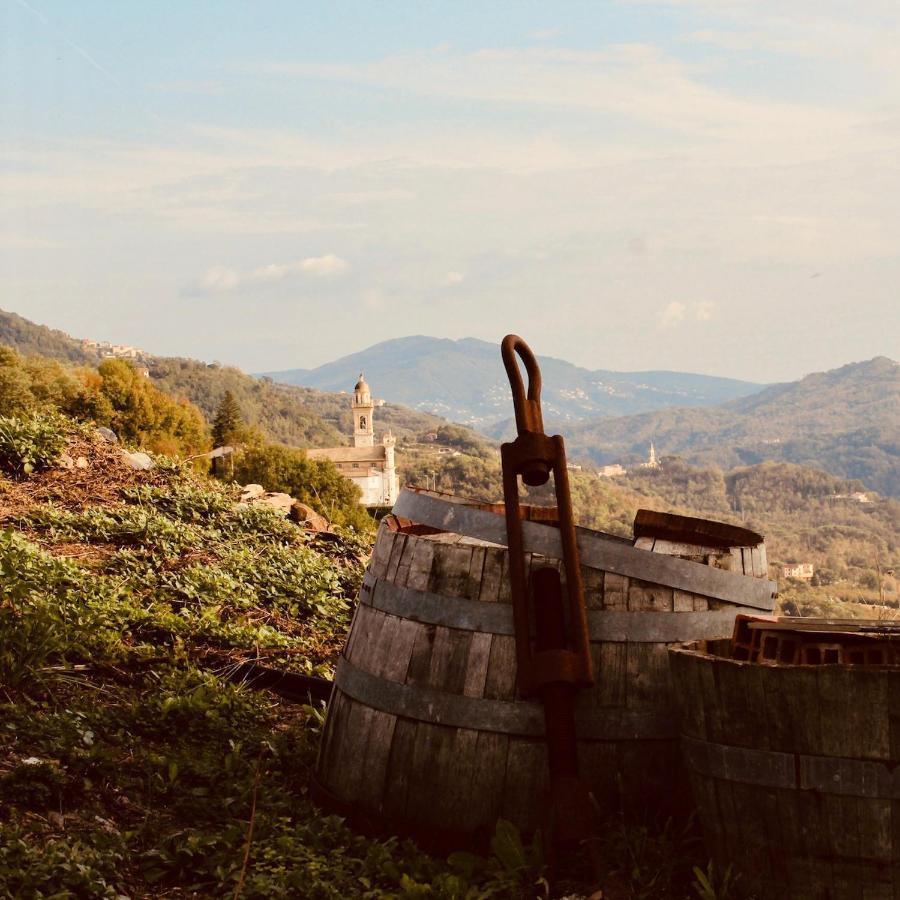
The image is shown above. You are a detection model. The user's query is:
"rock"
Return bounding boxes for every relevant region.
[122,451,154,471]
[239,483,265,503]
[96,427,118,443]
[58,453,75,470]
[256,492,294,517]
[75,456,89,469]
[289,501,330,532]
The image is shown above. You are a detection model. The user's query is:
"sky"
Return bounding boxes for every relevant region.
[2,0,899,382]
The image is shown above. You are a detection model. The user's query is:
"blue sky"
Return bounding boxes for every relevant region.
[2,0,899,380]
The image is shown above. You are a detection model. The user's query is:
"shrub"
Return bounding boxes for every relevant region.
[0,411,67,474]
[231,443,373,532]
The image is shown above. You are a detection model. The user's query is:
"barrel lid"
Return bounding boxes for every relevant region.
[634,509,763,549]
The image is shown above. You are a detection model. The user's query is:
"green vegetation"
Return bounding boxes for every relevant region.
[0,346,208,457]
[567,357,900,498]
[0,412,69,475]
[0,412,720,899]
[212,389,245,447]
[232,442,373,532]
[0,308,98,365]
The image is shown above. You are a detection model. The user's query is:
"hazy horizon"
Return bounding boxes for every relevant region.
[3,1,900,381]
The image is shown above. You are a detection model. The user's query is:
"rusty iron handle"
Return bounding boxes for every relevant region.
[501,334,544,436]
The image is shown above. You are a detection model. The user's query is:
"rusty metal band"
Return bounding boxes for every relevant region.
[334,657,677,739]
[392,489,776,611]
[361,571,752,642]
[682,734,900,799]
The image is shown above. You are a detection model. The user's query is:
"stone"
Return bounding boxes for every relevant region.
[122,451,154,471]
[289,501,330,532]
[239,483,265,502]
[96,427,118,443]
[256,492,294,516]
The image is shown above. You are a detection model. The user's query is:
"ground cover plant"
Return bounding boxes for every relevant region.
[0,414,725,898]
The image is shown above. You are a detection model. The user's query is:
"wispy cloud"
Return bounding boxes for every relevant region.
[528,27,563,40]
[191,255,349,295]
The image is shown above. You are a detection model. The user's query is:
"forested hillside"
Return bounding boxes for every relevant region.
[0,309,99,365]
[565,357,900,497]
[0,309,482,450]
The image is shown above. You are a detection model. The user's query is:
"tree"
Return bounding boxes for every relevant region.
[96,358,209,456]
[212,390,244,447]
[231,443,373,532]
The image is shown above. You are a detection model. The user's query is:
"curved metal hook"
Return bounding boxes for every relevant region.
[501,334,544,435]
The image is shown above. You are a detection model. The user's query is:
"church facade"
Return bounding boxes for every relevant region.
[307,375,400,508]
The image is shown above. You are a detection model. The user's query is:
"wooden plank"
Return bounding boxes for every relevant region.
[594,641,627,708]
[316,689,348,788]
[405,722,458,826]
[404,535,435,592]
[817,667,889,760]
[381,717,418,821]
[384,532,408,584]
[392,532,417,588]
[461,731,509,831]
[463,632,493,698]
[426,626,472,695]
[478,548,505,604]
[361,611,402,680]
[583,563,604,611]
[382,616,420,683]
[355,708,398,815]
[334,700,378,803]
[466,546,487,601]
[428,543,474,599]
[368,527,396,579]
[344,603,384,671]
[405,622,438,688]
[483,634,518,701]
[501,739,547,834]
[603,572,628,610]
[628,577,674,612]
[626,642,671,711]
[441,728,481,825]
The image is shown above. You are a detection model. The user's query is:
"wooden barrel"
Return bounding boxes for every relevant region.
[669,641,900,900]
[314,489,775,848]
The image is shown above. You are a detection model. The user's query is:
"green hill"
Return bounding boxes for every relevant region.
[565,357,900,497]
[0,309,99,365]
[0,308,482,451]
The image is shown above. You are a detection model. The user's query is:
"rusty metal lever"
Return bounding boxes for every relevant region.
[500,334,593,696]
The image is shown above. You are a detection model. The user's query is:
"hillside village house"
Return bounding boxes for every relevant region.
[308,375,399,508]
[782,563,814,581]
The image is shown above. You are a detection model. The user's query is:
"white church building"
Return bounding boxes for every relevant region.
[307,375,400,508]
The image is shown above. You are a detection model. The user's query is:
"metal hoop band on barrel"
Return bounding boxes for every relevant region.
[333,657,678,739]
[681,734,900,800]
[392,489,776,611]
[361,571,758,642]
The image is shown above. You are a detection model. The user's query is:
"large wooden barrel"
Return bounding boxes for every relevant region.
[314,489,775,848]
[669,641,900,900]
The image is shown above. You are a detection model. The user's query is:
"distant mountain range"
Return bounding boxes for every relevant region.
[260,335,764,428]
[563,357,900,498]
[3,309,897,497]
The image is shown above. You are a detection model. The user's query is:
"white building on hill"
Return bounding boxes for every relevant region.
[307,375,399,508]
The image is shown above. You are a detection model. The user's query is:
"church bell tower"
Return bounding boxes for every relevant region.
[352,373,375,448]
